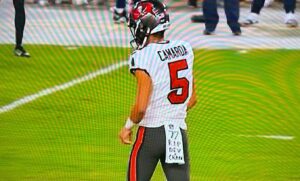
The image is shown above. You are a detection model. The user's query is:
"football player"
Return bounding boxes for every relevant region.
[118,0,197,180]
[241,0,298,27]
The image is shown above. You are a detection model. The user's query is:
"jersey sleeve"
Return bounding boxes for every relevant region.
[128,50,150,76]
[184,41,194,66]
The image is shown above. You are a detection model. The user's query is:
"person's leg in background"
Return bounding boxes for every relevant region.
[224,0,241,35]
[188,0,197,8]
[190,0,205,23]
[203,0,219,34]
[13,0,30,57]
[240,0,265,26]
[284,0,298,27]
[188,0,205,23]
[251,0,265,14]
[113,0,127,23]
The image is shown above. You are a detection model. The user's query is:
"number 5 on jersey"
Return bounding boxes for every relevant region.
[167,59,189,104]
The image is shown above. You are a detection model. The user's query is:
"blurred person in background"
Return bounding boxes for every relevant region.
[112,0,141,23]
[13,0,30,57]
[203,0,241,35]
[241,0,298,27]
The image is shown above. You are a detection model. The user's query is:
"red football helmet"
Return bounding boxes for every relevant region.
[128,0,170,49]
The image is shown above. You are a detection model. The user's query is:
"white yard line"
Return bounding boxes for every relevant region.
[238,134,295,140]
[0,61,127,114]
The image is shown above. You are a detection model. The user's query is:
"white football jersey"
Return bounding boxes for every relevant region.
[129,40,194,129]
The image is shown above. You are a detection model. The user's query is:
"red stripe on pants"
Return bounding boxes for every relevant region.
[130,127,145,181]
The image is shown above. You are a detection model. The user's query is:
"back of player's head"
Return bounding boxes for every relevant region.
[128,0,170,49]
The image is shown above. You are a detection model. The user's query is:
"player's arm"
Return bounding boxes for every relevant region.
[119,70,152,145]
[187,79,197,111]
[130,70,153,123]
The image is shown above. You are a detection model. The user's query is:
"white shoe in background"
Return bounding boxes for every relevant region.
[264,0,274,7]
[55,0,62,4]
[72,0,88,6]
[240,13,259,27]
[285,13,298,27]
[38,0,49,6]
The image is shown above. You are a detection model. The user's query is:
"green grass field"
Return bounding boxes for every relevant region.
[1,44,300,180]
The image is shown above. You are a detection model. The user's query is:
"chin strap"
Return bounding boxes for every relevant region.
[140,28,151,49]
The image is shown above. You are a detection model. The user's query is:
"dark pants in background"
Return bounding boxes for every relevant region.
[251,0,296,14]
[203,0,241,32]
[116,0,140,9]
[13,0,26,48]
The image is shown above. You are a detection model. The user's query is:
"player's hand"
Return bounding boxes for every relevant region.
[119,127,132,145]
